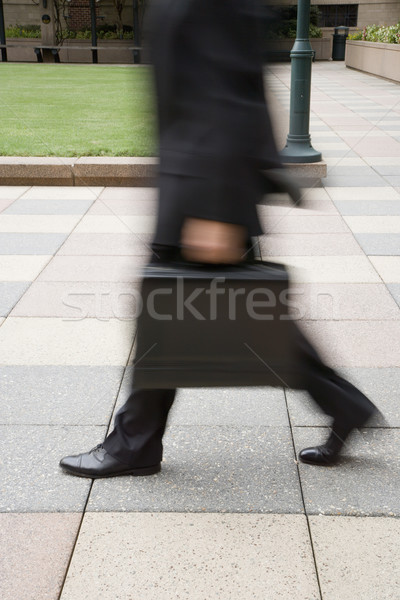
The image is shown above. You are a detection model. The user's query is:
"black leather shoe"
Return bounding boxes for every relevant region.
[299,423,351,466]
[299,405,386,466]
[298,442,342,466]
[59,444,161,478]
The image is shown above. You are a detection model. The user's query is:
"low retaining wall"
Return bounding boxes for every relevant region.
[2,39,136,63]
[265,38,331,61]
[345,40,400,83]
[0,157,327,186]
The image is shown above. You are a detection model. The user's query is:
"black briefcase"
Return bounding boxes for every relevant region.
[132,261,301,389]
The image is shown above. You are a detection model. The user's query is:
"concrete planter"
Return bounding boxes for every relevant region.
[59,39,135,64]
[346,40,400,83]
[265,37,331,61]
[3,38,40,62]
[3,38,135,63]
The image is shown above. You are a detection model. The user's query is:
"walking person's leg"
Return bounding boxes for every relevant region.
[295,328,379,465]
[60,389,176,478]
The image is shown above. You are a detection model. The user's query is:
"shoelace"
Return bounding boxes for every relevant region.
[90,444,105,454]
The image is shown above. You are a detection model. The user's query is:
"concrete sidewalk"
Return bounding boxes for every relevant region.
[1,62,400,599]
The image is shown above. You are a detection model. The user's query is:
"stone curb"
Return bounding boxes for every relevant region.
[0,157,326,186]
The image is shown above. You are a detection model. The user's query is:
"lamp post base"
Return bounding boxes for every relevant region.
[280,136,322,164]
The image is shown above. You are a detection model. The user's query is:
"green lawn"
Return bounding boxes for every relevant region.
[0,64,157,157]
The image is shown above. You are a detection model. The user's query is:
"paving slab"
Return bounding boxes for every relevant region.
[170,388,289,426]
[373,164,400,176]
[325,157,366,166]
[0,425,106,511]
[262,215,349,234]
[322,165,380,177]
[57,232,152,256]
[0,233,68,255]
[37,255,147,282]
[355,234,400,255]
[0,215,82,233]
[323,176,387,188]
[0,365,124,425]
[113,370,288,427]
[298,187,334,201]
[0,255,52,281]
[365,157,400,166]
[287,367,400,427]
[10,280,141,319]
[0,317,134,365]
[300,320,400,367]
[88,197,158,216]
[351,137,400,157]
[74,214,133,234]
[98,186,157,202]
[383,176,400,187]
[325,187,400,201]
[0,513,81,600]
[74,215,155,234]
[387,283,400,307]
[258,200,339,217]
[369,256,400,282]
[260,234,363,257]
[293,427,400,516]
[19,186,103,201]
[309,515,400,600]
[268,256,381,283]
[0,198,19,213]
[0,282,31,316]
[87,426,302,513]
[60,513,319,600]
[3,197,96,215]
[333,200,400,216]
[344,216,400,233]
[0,186,30,200]
[287,282,400,321]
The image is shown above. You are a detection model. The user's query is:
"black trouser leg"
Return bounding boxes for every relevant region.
[103,388,176,466]
[296,327,376,427]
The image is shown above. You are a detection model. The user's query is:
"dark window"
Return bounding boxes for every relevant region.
[317,4,358,28]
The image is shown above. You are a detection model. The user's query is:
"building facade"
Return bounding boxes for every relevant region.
[3,1,400,32]
[3,1,136,31]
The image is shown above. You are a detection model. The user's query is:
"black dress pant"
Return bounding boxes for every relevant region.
[103,246,376,467]
[103,330,375,466]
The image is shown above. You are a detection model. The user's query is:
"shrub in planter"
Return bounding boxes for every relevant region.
[5,24,41,38]
[348,23,400,44]
[65,24,134,41]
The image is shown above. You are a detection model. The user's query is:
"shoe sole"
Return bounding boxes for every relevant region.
[298,457,337,466]
[61,463,161,479]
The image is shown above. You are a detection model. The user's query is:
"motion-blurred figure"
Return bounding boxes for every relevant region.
[60,0,379,478]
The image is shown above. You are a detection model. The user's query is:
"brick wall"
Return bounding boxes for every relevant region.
[67,1,135,31]
[3,1,135,30]
[68,1,97,31]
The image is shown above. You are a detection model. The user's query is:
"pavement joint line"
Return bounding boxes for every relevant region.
[57,480,94,600]
[282,387,324,600]
[53,336,138,599]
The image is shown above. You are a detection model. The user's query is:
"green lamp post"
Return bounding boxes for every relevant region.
[0,0,7,62]
[133,0,141,64]
[90,0,98,64]
[280,0,321,163]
